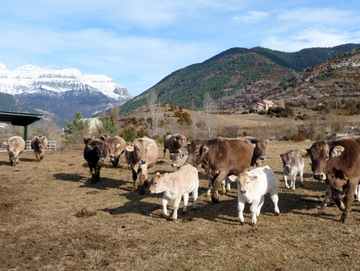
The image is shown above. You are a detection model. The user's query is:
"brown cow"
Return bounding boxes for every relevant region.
[185,137,254,203]
[163,134,187,157]
[107,136,127,167]
[83,136,108,184]
[243,137,268,167]
[299,137,360,223]
[31,135,48,162]
[6,136,26,166]
[125,137,159,194]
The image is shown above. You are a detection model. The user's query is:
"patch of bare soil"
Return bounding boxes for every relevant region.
[1,142,359,270]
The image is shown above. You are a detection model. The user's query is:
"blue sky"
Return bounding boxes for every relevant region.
[0,0,359,97]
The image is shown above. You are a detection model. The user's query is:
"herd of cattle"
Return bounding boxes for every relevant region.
[4,133,360,224]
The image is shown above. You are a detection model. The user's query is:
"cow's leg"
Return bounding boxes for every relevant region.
[256,196,265,217]
[192,188,198,209]
[211,171,229,203]
[131,168,138,191]
[331,188,345,211]
[290,173,296,191]
[183,193,189,213]
[355,184,360,202]
[172,196,182,220]
[299,169,304,187]
[206,178,212,197]
[284,174,289,189]
[340,181,357,223]
[162,196,169,217]
[250,200,259,226]
[270,193,280,215]
[322,185,332,207]
[163,147,166,157]
[237,200,245,224]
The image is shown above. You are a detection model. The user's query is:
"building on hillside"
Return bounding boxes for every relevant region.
[256,100,277,112]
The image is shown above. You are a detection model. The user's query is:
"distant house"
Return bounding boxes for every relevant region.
[256,100,277,112]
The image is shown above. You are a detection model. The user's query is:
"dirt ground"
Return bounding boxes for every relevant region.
[1,141,360,270]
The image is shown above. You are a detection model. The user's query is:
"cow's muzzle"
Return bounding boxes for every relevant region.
[313,173,326,181]
[140,159,147,164]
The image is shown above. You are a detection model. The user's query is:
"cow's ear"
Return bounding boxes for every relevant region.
[202,146,209,153]
[298,149,309,158]
[115,143,121,149]
[146,144,152,150]
[331,146,345,157]
[126,146,134,152]
[250,175,257,181]
[3,142,8,146]
[228,175,237,182]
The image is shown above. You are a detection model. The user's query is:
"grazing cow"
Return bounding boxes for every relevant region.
[6,136,26,166]
[149,164,199,220]
[107,136,127,167]
[185,137,254,203]
[163,134,187,157]
[280,149,304,190]
[299,137,360,223]
[83,136,108,184]
[31,135,48,162]
[125,137,159,194]
[234,166,280,226]
[245,137,268,167]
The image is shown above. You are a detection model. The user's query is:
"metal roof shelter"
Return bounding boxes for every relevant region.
[0,111,43,140]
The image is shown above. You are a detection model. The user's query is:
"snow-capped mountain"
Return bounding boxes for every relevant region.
[0,63,132,121]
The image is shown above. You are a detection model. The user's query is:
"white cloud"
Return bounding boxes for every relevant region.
[263,28,360,52]
[232,11,270,24]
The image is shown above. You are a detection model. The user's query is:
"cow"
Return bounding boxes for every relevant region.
[234,166,280,226]
[30,135,48,162]
[299,137,360,223]
[184,137,254,203]
[107,136,127,167]
[149,164,199,220]
[6,136,26,166]
[280,149,305,190]
[245,137,268,167]
[170,147,188,169]
[163,134,187,157]
[83,136,108,184]
[125,137,159,194]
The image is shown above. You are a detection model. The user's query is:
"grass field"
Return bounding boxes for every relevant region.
[1,140,359,270]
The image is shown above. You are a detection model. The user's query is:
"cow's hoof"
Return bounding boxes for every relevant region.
[211,197,219,204]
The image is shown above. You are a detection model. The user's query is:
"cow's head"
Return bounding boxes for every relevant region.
[174,134,187,148]
[251,138,267,161]
[170,147,188,167]
[148,172,165,193]
[280,150,296,173]
[236,173,257,195]
[184,139,207,166]
[299,142,345,181]
[35,136,47,150]
[109,142,123,161]
[126,140,153,164]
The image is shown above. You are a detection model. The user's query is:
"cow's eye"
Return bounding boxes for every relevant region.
[194,150,199,155]
[326,155,329,160]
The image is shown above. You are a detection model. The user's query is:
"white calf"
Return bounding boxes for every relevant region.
[280,149,304,190]
[235,166,280,226]
[149,164,199,220]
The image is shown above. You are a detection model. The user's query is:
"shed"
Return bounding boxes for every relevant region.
[0,111,43,140]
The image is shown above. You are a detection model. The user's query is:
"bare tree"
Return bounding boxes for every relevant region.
[147,90,158,137]
[203,92,216,139]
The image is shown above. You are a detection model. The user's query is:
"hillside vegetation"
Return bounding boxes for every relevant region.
[119,43,360,115]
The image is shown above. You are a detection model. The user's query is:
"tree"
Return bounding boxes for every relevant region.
[147,90,158,137]
[203,92,216,138]
[99,115,119,136]
[62,112,89,144]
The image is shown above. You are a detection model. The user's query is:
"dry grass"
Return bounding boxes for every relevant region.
[1,141,360,270]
